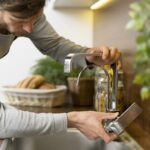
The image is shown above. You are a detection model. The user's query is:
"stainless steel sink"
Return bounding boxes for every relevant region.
[11,129,134,150]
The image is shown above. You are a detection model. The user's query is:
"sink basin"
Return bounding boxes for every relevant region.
[11,129,133,150]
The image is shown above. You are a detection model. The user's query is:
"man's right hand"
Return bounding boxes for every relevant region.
[67,111,119,143]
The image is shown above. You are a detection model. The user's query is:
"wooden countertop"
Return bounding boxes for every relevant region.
[127,120,150,150]
[13,105,149,149]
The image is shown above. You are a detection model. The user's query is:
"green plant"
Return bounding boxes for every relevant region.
[31,56,95,85]
[127,0,150,99]
[30,57,66,85]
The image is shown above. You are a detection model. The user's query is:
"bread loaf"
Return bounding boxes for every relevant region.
[38,82,56,89]
[27,75,46,89]
[15,75,46,89]
[16,76,35,88]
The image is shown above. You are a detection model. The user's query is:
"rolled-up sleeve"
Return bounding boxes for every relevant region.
[0,103,67,138]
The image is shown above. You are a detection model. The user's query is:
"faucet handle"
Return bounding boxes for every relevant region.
[64,54,75,73]
[105,103,142,134]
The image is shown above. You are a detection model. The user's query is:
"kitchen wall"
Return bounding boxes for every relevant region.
[93,0,138,50]
[0,4,93,85]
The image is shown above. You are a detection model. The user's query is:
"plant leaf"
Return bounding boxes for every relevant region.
[141,87,150,100]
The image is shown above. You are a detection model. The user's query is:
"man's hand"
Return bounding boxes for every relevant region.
[67,111,119,143]
[86,46,121,66]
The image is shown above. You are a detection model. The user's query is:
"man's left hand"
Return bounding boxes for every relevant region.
[86,46,121,66]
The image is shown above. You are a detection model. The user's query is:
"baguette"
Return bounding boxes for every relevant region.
[16,79,26,88]
[38,82,56,89]
[16,76,35,88]
[27,75,46,89]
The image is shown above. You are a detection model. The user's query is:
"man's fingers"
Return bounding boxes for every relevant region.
[97,124,111,141]
[100,46,110,60]
[115,51,122,61]
[97,125,117,143]
[109,47,121,62]
[104,133,118,143]
[100,46,121,63]
[110,47,118,60]
[109,133,118,141]
[101,112,119,120]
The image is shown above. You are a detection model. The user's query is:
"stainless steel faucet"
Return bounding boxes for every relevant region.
[64,53,118,112]
[64,53,142,135]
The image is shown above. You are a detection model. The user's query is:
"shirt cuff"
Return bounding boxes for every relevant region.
[52,113,68,134]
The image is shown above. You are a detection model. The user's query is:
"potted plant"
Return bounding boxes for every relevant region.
[127,0,150,100]
[31,56,95,106]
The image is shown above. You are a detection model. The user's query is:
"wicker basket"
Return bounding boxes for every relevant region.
[0,85,67,107]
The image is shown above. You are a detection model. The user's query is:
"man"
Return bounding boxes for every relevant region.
[0,0,121,144]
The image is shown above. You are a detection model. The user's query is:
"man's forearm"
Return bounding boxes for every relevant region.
[0,103,67,138]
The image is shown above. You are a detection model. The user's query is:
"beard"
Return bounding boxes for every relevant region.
[0,23,11,35]
[11,31,28,36]
[0,22,28,36]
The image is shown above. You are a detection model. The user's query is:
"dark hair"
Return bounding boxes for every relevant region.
[0,0,46,18]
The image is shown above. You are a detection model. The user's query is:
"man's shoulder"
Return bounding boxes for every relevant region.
[0,33,15,58]
[26,14,54,38]
[34,14,46,27]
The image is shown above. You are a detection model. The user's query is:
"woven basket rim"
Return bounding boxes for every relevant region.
[0,85,67,94]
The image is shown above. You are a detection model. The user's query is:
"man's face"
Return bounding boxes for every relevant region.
[0,10,43,36]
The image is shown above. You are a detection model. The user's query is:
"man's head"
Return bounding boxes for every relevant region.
[0,0,46,18]
[0,0,46,35]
